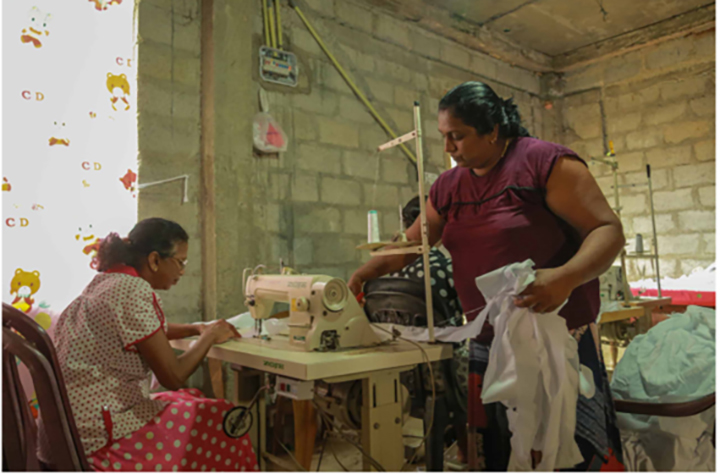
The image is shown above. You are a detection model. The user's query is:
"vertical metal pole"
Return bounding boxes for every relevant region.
[414,101,435,343]
[613,159,631,305]
[647,165,662,298]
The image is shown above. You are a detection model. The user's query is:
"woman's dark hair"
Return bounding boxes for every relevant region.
[401,196,427,229]
[439,81,531,139]
[95,218,189,272]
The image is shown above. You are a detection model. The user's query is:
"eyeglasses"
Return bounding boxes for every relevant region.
[169,256,188,270]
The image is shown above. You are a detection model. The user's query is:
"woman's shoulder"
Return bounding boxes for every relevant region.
[431,166,465,194]
[87,272,154,302]
[516,136,580,161]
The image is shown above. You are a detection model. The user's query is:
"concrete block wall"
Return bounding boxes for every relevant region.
[135,0,543,319]
[136,0,713,320]
[559,30,715,279]
[252,0,544,282]
[136,0,203,323]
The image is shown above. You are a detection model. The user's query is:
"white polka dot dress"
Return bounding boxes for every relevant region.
[38,268,170,459]
[36,266,258,471]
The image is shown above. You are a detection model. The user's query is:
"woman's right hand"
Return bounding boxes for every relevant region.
[347,273,364,297]
[202,320,241,344]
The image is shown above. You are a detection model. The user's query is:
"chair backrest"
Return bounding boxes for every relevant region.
[2,303,89,471]
[615,393,716,417]
[363,277,458,328]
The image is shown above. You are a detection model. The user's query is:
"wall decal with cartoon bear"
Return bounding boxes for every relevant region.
[21,7,51,49]
[107,73,130,111]
[10,268,41,313]
[89,0,123,12]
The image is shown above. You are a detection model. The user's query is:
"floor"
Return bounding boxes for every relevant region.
[265,417,442,471]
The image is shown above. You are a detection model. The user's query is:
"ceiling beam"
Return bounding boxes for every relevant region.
[553,3,715,71]
[365,0,554,72]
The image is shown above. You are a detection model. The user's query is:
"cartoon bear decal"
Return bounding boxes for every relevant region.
[21,7,51,49]
[107,73,130,111]
[10,268,41,313]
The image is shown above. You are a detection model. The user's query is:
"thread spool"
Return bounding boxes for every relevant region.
[635,234,644,254]
[367,210,380,243]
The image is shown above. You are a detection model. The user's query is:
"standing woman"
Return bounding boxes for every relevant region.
[349,82,625,470]
[37,217,259,472]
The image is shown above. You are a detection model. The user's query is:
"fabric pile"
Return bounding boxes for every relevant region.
[611,305,716,471]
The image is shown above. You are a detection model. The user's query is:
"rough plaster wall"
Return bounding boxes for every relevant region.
[252,0,544,284]
[136,0,203,323]
[559,30,715,279]
[135,0,547,322]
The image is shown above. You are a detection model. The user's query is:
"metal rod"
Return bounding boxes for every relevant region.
[291,3,417,163]
[609,155,631,305]
[377,130,417,151]
[413,101,435,343]
[138,174,189,203]
[647,165,662,298]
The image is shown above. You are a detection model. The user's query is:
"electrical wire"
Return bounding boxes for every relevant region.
[328,442,350,472]
[314,402,386,472]
[315,432,328,471]
[594,0,608,21]
[275,0,283,48]
[291,2,418,165]
[268,0,277,48]
[231,384,271,434]
[317,410,350,471]
[372,324,436,471]
[274,433,307,472]
[261,0,270,46]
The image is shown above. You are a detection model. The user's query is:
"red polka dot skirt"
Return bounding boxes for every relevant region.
[87,389,259,472]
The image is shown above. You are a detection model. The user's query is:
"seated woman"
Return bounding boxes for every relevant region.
[387,196,463,326]
[37,218,258,472]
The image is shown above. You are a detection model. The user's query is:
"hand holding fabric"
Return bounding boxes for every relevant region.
[513,267,576,313]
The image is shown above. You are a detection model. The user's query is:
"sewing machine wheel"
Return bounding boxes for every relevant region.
[223,406,253,438]
[322,278,348,312]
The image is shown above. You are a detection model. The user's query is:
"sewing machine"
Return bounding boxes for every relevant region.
[243,272,382,352]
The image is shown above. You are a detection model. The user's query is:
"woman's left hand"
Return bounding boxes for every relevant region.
[513,267,577,313]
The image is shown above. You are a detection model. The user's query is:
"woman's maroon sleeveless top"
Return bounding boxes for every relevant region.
[429,137,600,342]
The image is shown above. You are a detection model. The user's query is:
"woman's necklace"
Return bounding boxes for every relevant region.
[501,137,513,158]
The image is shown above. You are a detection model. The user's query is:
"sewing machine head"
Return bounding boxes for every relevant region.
[243,272,381,352]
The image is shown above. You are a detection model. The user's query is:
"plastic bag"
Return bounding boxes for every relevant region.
[253,112,287,153]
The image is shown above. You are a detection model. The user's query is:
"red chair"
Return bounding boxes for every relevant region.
[2,303,90,471]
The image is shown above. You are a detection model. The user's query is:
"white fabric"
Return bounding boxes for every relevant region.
[475,259,584,471]
[376,259,586,470]
[631,262,715,293]
[611,305,716,472]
